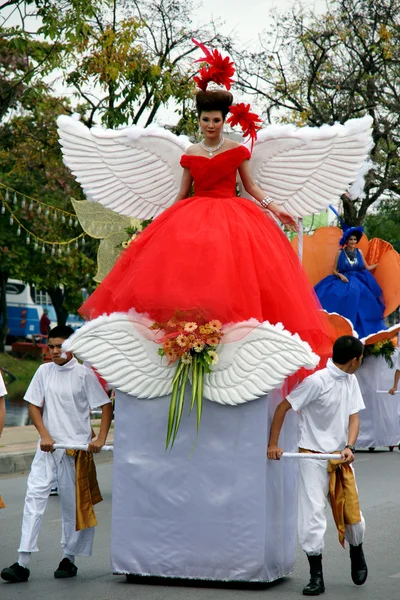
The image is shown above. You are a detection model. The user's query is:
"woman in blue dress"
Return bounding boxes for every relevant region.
[314,226,386,338]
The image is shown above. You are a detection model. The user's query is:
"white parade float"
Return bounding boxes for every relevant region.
[58,110,372,584]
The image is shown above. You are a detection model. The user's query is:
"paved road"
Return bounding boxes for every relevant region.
[0,450,399,600]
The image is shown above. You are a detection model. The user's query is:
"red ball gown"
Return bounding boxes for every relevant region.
[80,145,331,360]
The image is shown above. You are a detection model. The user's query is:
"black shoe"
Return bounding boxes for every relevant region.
[1,562,30,583]
[303,554,325,596]
[350,543,368,586]
[54,558,78,579]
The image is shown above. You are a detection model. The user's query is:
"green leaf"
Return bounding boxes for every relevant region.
[171,362,190,447]
[166,371,180,450]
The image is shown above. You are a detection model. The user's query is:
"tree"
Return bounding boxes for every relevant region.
[234,0,400,226]
[60,0,223,128]
[0,0,68,120]
[364,199,400,252]
[1,0,223,129]
[0,90,97,339]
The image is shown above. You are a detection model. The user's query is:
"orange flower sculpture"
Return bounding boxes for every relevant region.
[291,226,400,317]
[321,311,399,346]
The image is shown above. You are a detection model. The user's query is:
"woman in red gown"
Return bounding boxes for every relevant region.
[80,90,331,363]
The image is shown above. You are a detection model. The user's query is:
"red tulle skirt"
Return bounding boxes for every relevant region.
[81,195,332,360]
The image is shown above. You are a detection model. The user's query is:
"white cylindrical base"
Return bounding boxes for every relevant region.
[111,387,298,583]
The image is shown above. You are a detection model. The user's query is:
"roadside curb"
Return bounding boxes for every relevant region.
[0,451,34,476]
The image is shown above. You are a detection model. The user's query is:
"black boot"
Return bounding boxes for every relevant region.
[302,554,325,596]
[350,543,368,585]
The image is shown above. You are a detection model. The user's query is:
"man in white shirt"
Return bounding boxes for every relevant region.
[1,326,113,584]
[268,335,367,596]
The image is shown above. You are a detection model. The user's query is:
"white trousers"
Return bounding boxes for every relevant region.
[18,448,94,556]
[298,458,365,555]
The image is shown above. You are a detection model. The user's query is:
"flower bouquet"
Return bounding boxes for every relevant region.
[150,314,224,449]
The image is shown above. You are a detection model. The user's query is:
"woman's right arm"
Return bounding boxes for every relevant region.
[333,250,348,283]
[174,167,193,203]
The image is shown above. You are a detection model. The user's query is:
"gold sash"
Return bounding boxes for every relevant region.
[299,448,361,547]
[66,450,103,531]
[0,495,5,509]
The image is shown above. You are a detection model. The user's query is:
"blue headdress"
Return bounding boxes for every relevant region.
[329,205,364,247]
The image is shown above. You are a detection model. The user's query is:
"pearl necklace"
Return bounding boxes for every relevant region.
[200,136,225,157]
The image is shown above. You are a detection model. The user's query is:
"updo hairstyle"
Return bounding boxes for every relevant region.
[196,90,233,120]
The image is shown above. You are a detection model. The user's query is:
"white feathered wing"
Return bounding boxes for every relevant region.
[58,115,373,221]
[244,116,373,217]
[63,315,319,404]
[57,115,190,219]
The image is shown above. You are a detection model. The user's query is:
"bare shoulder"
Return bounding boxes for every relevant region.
[224,139,241,150]
[185,143,202,156]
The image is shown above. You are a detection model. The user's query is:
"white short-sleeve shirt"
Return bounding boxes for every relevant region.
[24,357,111,445]
[395,351,400,371]
[0,372,7,396]
[287,359,365,453]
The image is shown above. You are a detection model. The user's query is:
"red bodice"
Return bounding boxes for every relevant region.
[180,146,251,198]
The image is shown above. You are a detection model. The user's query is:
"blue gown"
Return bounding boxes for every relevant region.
[314,248,386,338]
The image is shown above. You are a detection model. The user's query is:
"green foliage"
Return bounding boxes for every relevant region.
[363,340,395,368]
[0,91,97,325]
[0,352,39,383]
[364,200,400,252]
[3,0,219,128]
[0,0,223,131]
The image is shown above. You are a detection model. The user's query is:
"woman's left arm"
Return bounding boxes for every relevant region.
[359,249,378,271]
[238,160,298,231]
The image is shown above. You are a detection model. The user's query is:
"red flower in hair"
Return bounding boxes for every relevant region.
[193,66,213,91]
[226,103,262,146]
[192,38,235,90]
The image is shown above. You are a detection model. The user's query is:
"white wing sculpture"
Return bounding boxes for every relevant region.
[58,114,373,220]
[64,315,319,405]
[57,115,191,220]
[243,116,373,217]
[203,320,319,405]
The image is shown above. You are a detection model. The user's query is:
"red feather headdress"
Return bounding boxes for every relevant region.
[192,38,235,91]
[192,39,262,146]
[226,103,262,147]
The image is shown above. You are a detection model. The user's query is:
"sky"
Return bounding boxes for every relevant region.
[193,0,329,46]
